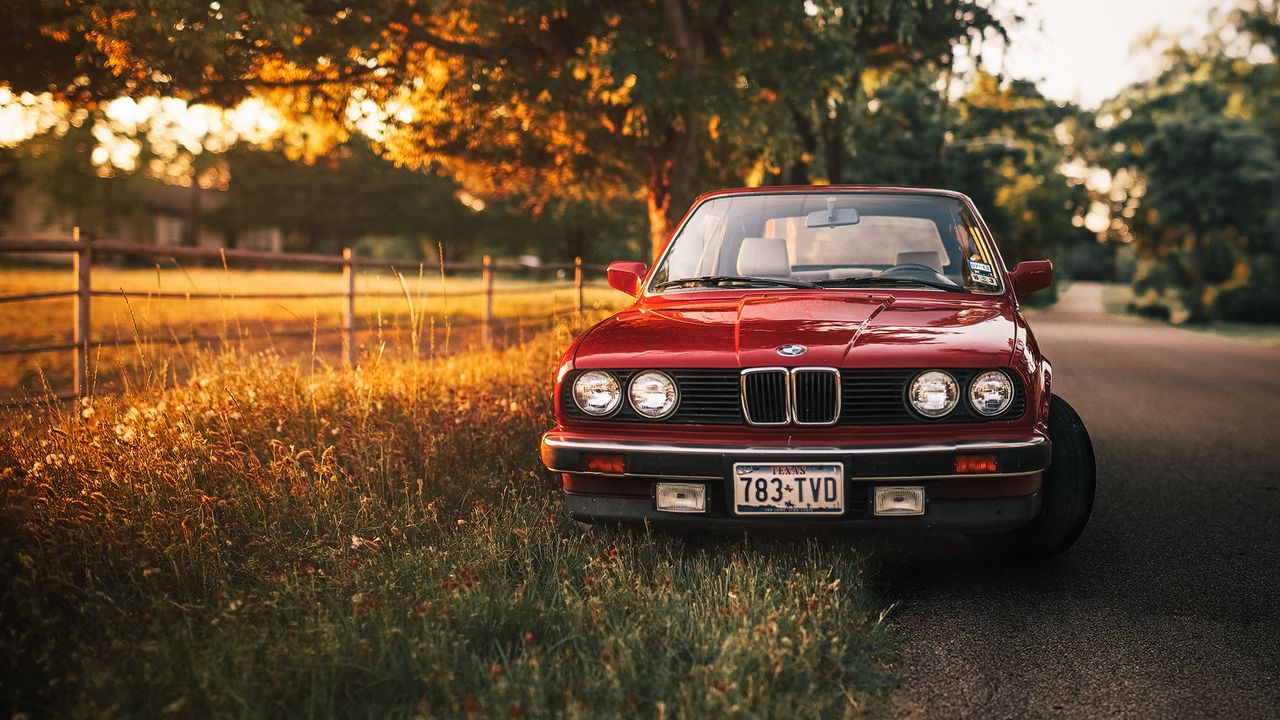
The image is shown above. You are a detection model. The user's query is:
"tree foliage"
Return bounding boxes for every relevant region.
[1100,1,1280,322]
[1,0,1006,259]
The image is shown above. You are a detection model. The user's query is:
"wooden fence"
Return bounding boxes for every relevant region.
[0,231,608,406]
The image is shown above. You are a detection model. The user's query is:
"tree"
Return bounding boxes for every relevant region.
[1099,3,1280,323]
[0,0,1004,259]
[215,140,646,261]
[1116,112,1279,322]
[9,118,152,237]
[834,67,1094,271]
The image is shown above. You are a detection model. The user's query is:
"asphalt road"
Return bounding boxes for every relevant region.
[879,283,1280,719]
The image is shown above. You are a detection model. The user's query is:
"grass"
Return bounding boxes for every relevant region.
[1098,283,1280,345]
[0,326,896,719]
[0,263,629,398]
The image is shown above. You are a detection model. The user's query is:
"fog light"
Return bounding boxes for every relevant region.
[655,483,706,513]
[583,453,626,474]
[955,454,998,474]
[873,486,925,516]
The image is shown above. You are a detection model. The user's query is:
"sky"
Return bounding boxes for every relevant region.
[995,0,1222,107]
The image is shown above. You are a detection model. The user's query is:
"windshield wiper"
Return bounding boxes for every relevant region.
[653,275,819,290]
[815,276,967,293]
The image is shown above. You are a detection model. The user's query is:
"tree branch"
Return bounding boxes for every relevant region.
[399,25,505,60]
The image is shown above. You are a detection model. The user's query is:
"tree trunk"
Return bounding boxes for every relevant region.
[186,173,201,247]
[648,0,706,262]
[645,121,702,262]
[1184,230,1209,324]
[822,108,844,184]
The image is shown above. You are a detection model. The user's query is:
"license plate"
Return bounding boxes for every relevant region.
[731,463,844,516]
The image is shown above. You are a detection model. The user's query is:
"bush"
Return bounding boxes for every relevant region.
[1210,254,1280,323]
[1058,241,1116,282]
[1128,258,1179,319]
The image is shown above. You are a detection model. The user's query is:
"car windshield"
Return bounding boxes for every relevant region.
[648,192,1004,295]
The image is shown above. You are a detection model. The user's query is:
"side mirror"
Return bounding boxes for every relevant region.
[607,261,648,297]
[1009,260,1053,298]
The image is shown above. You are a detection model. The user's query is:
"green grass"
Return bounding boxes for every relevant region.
[0,328,895,718]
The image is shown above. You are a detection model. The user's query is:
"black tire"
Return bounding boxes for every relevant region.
[968,394,1096,558]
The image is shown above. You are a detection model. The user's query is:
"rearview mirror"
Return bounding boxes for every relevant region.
[1009,260,1053,298]
[805,203,861,229]
[607,261,648,297]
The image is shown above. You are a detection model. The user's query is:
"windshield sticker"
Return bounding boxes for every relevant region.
[969,259,998,286]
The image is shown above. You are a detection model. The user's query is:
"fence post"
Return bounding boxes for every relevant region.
[72,227,91,402]
[342,247,356,367]
[481,254,493,345]
[574,256,584,317]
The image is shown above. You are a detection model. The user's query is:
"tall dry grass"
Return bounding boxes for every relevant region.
[0,324,895,718]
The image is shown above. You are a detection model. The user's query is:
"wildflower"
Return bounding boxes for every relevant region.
[626,692,639,708]
[80,406,95,419]
[490,662,505,679]
[507,703,524,718]
[714,681,727,693]
[523,631,536,647]
[461,697,478,714]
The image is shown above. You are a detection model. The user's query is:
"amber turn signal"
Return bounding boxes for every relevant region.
[583,453,626,475]
[955,454,998,474]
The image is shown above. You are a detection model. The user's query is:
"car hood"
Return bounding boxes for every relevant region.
[573,292,1019,369]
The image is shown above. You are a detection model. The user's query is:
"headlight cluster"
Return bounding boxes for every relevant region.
[572,370,678,419]
[909,369,1013,418]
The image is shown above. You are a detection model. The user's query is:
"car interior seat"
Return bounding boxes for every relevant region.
[895,251,944,272]
[737,237,791,277]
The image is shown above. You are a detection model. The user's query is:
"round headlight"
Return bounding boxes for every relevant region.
[572,371,621,416]
[969,370,1014,416]
[909,370,959,418]
[628,370,679,419]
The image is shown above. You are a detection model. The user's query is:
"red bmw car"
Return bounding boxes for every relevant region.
[540,187,1095,557]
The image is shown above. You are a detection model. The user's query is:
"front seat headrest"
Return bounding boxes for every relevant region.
[737,237,790,277]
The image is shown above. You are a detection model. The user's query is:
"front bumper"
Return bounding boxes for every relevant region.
[540,432,1049,530]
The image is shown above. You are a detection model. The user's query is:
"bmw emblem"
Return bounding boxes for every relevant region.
[776,344,808,357]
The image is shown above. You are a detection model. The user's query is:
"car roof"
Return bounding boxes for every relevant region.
[693,185,974,204]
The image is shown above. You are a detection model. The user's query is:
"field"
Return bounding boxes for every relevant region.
[0,323,896,718]
[0,263,628,400]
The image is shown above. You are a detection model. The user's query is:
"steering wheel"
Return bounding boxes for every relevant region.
[876,263,949,281]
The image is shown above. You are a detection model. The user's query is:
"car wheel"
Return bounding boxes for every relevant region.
[967,394,1096,559]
